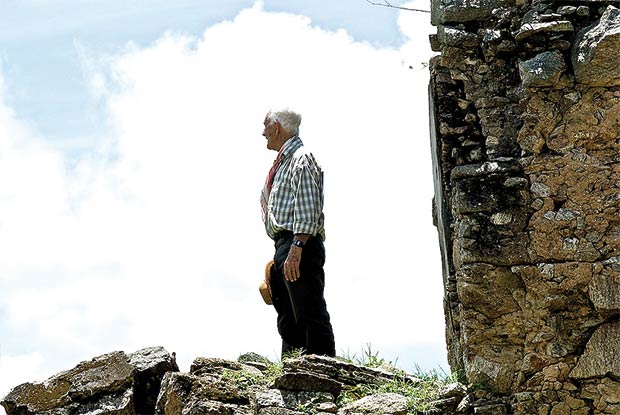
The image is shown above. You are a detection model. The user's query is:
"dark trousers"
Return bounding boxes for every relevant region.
[271,231,335,357]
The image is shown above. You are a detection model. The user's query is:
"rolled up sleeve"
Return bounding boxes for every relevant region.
[292,156,324,236]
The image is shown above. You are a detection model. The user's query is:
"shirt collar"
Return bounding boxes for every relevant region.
[279,135,303,160]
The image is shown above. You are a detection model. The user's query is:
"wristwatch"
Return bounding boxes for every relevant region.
[292,239,305,248]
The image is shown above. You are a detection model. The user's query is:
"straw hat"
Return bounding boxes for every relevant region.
[259,260,274,305]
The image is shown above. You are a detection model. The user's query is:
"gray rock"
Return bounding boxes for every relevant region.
[155,371,250,414]
[557,6,576,15]
[519,50,566,87]
[570,321,620,379]
[338,393,408,415]
[238,352,273,371]
[317,402,339,413]
[437,25,479,47]
[257,389,288,408]
[515,20,574,41]
[577,6,591,17]
[431,0,514,25]
[256,389,333,412]
[191,357,262,377]
[440,382,467,400]
[129,346,179,414]
[1,347,178,415]
[573,6,620,86]
[281,355,419,388]
[274,373,342,395]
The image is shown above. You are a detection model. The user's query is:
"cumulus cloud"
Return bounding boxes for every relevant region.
[0,2,441,402]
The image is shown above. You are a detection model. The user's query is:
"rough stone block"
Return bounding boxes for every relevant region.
[519,50,566,87]
[573,6,620,86]
[515,20,574,41]
[338,393,407,415]
[588,266,620,313]
[155,372,249,414]
[571,321,620,379]
[456,264,524,319]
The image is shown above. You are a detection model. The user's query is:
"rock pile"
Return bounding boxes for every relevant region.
[430,0,620,413]
[1,347,178,415]
[2,347,458,415]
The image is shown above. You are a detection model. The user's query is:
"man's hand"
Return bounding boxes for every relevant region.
[284,245,302,282]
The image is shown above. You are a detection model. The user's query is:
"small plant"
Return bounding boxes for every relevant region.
[337,346,456,414]
[340,343,396,369]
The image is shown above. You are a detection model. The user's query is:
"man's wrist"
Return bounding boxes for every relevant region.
[293,233,310,247]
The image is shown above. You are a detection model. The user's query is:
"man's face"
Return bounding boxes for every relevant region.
[262,117,279,151]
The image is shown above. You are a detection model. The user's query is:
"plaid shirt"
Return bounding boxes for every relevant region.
[261,136,326,240]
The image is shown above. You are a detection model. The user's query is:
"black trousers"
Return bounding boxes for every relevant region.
[271,231,335,357]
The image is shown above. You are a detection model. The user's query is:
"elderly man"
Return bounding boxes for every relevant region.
[260,108,336,357]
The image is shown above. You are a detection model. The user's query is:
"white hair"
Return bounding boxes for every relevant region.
[266,108,302,135]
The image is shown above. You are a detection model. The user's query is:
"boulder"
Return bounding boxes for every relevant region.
[572,6,620,86]
[338,392,408,415]
[155,371,250,414]
[1,347,178,415]
[519,50,566,87]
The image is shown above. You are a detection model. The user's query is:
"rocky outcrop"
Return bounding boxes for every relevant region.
[430,0,620,413]
[1,346,178,415]
[3,349,456,415]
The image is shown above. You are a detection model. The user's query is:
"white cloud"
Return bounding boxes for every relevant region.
[0,2,444,404]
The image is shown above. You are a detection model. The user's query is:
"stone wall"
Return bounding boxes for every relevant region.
[430,0,620,413]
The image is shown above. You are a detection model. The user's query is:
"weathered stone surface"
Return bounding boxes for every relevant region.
[129,346,179,414]
[430,0,620,412]
[515,21,574,41]
[519,50,566,87]
[580,377,620,415]
[191,357,262,378]
[338,393,407,415]
[155,371,249,415]
[274,373,342,395]
[281,355,418,388]
[588,261,620,312]
[1,347,177,415]
[474,403,507,414]
[431,0,514,25]
[573,6,620,86]
[437,25,479,48]
[238,352,272,371]
[256,389,333,412]
[571,321,620,379]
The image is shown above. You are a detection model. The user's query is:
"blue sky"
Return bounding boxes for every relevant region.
[0,0,441,405]
[1,0,408,145]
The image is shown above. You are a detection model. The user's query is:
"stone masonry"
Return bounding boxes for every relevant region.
[430,0,620,414]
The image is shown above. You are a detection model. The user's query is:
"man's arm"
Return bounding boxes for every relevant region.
[283,233,309,282]
[283,155,323,282]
